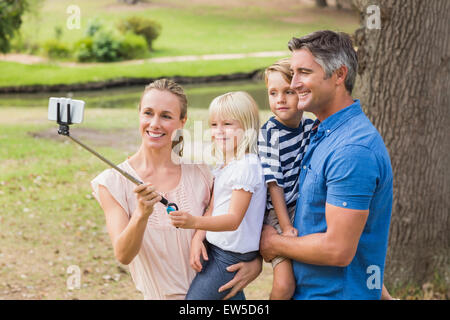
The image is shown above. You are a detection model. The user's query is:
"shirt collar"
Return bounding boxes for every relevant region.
[270,116,304,132]
[318,99,362,136]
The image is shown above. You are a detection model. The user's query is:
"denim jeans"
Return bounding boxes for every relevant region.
[185,242,259,300]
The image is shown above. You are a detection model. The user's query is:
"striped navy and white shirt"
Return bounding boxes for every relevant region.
[258,116,316,210]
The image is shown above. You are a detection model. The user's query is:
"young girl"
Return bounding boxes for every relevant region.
[169,91,267,300]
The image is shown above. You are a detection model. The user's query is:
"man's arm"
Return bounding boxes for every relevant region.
[260,202,368,266]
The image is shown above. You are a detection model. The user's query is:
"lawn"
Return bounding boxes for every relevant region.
[0,0,359,88]
[19,0,358,57]
[0,57,278,87]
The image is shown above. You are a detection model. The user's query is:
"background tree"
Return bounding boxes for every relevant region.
[0,0,43,53]
[353,0,449,290]
[118,0,141,4]
[315,0,328,7]
[0,0,28,53]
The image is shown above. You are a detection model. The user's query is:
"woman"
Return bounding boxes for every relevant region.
[91,79,262,300]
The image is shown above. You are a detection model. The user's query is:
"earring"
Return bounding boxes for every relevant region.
[171,130,184,157]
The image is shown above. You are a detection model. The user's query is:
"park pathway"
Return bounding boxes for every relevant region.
[0,50,290,67]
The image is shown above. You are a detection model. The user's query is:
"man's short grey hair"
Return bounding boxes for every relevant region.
[288,30,358,93]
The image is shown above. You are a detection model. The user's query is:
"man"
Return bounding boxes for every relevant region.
[259,30,393,300]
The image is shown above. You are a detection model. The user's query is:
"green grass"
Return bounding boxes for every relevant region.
[2,0,359,88]
[0,57,278,87]
[19,0,358,57]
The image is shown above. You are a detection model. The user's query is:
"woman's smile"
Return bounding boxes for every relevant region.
[146,130,166,139]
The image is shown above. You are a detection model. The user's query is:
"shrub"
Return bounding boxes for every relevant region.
[73,37,94,62]
[10,35,40,54]
[43,39,70,59]
[118,16,161,50]
[118,32,148,59]
[85,18,103,37]
[90,31,122,62]
[73,18,152,62]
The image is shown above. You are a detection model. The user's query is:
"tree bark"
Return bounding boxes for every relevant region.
[316,0,328,8]
[352,0,450,288]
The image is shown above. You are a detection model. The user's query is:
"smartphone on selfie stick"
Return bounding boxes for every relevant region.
[48,97,179,214]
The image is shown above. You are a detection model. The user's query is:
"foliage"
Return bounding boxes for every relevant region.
[74,37,94,62]
[0,0,28,53]
[91,31,122,62]
[0,0,44,53]
[74,19,149,62]
[118,32,148,60]
[53,26,63,41]
[118,16,161,50]
[10,35,40,55]
[85,18,103,37]
[42,39,70,59]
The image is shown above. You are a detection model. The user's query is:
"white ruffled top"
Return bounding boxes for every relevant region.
[206,153,267,254]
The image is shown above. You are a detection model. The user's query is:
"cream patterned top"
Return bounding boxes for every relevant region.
[91,160,213,299]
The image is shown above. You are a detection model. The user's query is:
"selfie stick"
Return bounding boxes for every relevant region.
[56,102,179,213]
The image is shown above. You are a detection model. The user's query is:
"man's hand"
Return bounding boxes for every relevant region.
[218,256,263,300]
[259,224,279,262]
[281,225,298,237]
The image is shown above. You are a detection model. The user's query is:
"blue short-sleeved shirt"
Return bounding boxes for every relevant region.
[293,100,393,300]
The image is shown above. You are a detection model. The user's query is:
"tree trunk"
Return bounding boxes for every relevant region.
[316,0,328,8]
[352,0,450,289]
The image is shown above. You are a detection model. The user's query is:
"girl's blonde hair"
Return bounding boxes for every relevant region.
[209,91,260,160]
[264,57,292,87]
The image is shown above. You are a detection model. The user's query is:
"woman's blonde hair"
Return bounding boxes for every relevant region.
[139,78,188,119]
[209,91,260,160]
[139,78,187,156]
[264,57,292,87]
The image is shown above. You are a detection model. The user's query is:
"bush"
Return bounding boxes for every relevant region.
[85,18,103,37]
[91,31,122,62]
[74,32,122,63]
[74,32,149,62]
[43,39,70,59]
[73,18,152,62]
[10,35,40,54]
[73,37,94,62]
[118,32,148,59]
[118,16,161,50]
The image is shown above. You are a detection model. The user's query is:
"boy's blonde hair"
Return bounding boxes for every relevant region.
[264,57,292,87]
[209,91,260,160]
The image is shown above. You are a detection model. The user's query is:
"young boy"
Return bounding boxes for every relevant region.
[258,58,315,300]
